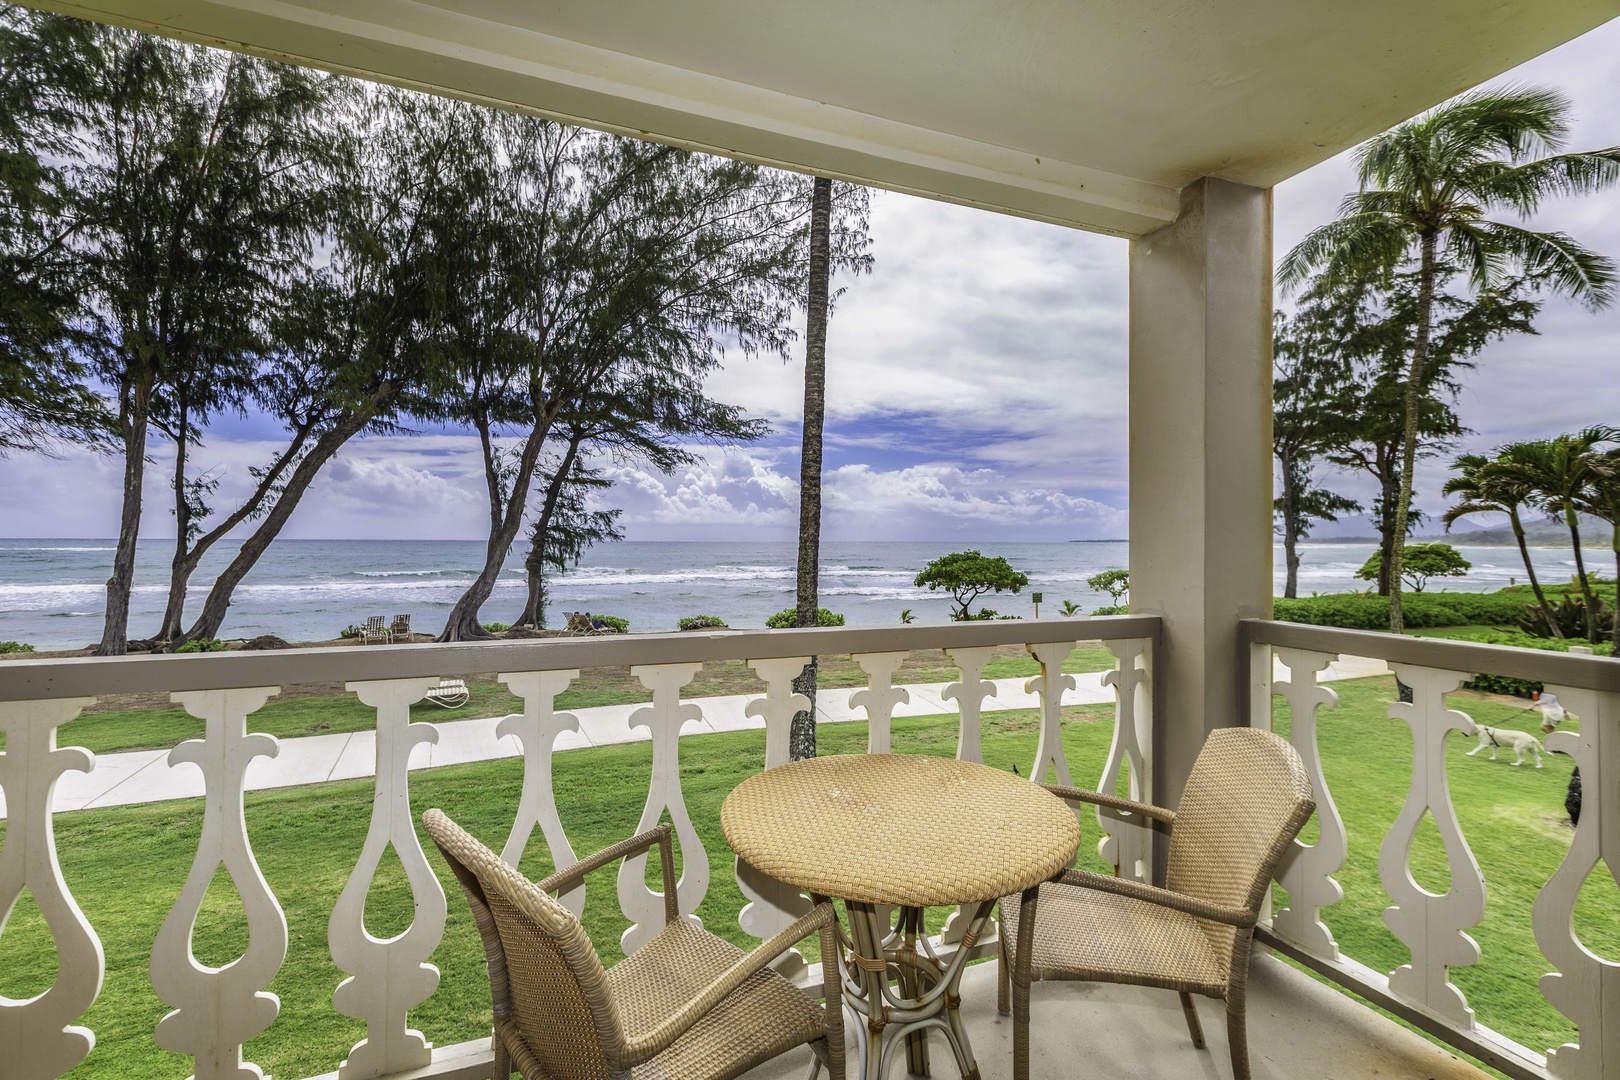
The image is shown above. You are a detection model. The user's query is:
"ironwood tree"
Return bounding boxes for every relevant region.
[434,118,815,643]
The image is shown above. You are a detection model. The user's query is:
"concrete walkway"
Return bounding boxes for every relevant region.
[19,655,1390,815]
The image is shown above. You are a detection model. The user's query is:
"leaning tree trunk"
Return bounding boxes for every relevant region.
[182,407,379,643]
[1564,504,1599,642]
[438,403,557,642]
[1387,230,1438,635]
[513,438,583,629]
[157,401,193,644]
[790,176,833,762]
[97,375,152,656]
[1509,508,1560,638]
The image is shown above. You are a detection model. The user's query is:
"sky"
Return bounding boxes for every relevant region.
[5,18,1620,543]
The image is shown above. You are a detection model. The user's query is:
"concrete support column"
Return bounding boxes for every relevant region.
[1129,177,1273,813]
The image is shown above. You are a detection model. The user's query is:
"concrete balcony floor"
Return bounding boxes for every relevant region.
[744,954,1492,1080]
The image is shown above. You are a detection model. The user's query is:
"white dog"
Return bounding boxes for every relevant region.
[1467,725,1545,767]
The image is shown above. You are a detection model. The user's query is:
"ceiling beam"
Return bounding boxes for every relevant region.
[35,0,1181,236]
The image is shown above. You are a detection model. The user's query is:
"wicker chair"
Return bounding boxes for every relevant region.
[997,727,1314,1080]
[422,809,845,1080]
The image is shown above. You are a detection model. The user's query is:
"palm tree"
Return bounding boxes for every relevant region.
[1498,431,1612,642]
[1280,87,1620,633]
[1571,432,1620,646]
[790,176,833,762]
[1443,452,1558,636]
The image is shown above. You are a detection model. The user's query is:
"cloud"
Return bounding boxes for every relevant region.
[9,20,1620,545]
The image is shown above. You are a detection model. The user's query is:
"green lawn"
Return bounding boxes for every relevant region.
[0,705,1123,1080]
[3,672,1608,1080]
[23,645,1122,756]
[1272,677,1620,1062]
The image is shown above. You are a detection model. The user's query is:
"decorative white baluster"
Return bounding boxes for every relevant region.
[850,652,910,754]
[0,697,102,1080]
[735,657,813,978]
[1534,684,1619,1080]
[330,678,445,1080]
[938,646,1000,946]
[497,670,584,915]
[151,688,287,1080]
[1269,649,1347,959]
[1380,665,1484,1028]
[1027,641,1078,786]
[1096,639,1151,881]
[618,664,709,955]
[942,646,997,764]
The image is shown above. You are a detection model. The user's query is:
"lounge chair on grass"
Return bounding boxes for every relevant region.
[360,616,393,645]
[425,679,470,709]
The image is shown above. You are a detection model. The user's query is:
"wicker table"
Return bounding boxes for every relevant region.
[721,754,1081,1080]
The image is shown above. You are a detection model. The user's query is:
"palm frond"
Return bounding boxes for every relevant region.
[1478,222,1616,308]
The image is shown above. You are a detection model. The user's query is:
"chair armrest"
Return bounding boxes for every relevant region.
[1041,784,1176,825]
[619,902,840,1067]
[1057,869,1256,928]
[538,824,676,912]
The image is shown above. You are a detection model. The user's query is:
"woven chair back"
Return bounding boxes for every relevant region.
[1164,728,1314,962]
[422,809,625,1080]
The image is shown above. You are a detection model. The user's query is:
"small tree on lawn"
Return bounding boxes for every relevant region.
[914,551,1029,621]
[1086,569,1130,607]
[1355,543,1470,593]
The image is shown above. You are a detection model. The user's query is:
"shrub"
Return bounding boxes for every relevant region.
[1514,595,1613,641]
[0,641,35,653]
[1274,591,1531,630]
[766,607,845,629]
[595,615,630,633]
[339,624,363,639]
[679,615,727,631]
[176,638,227,653]
[899,609,916,624]
[482,622,512,633]
[1091,604,1130,616]
[1059,600,1083,617]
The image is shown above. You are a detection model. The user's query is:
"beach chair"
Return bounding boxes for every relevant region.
[564,611,606,636]
[390,614,412,641]
[425,678,470,709]
[360,615,393,645]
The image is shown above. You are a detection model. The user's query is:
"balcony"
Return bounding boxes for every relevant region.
[2,616,1615,1080]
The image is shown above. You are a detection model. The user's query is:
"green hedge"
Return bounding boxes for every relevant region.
[1274,591,1532,630]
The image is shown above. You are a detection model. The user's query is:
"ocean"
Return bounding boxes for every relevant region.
[0,538,1603,651]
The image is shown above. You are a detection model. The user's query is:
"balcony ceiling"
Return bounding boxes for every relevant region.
[34,1,1620,235]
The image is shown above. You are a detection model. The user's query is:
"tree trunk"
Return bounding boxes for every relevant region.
[513,438,583,629]
[1280,455,1301,599]
[157,400,192,643]
[438,402,558,642]
[790,176,833,762]
[1508,507,1560,638]
[182,408,378,642]
[97,375,151,656]
[1376,471,1398,596]
[1387,230,1438,634]
[1565,504,1598,642]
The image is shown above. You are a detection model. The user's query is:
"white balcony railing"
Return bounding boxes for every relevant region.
[1243,619,1620,1080]
[0,616,1159,1080]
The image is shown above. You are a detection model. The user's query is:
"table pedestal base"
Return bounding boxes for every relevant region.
[839,899,997,1080]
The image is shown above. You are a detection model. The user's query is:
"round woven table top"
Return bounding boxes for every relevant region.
[720,754,1082,906]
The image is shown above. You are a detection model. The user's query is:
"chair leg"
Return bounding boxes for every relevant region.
[1226,999,1250,1080]
[805,1046,825,1080]
[1012,886,1039,1080]
[997,932,1011,1016]
[492,1030,512,1079]
[1178,991,1206,1049]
